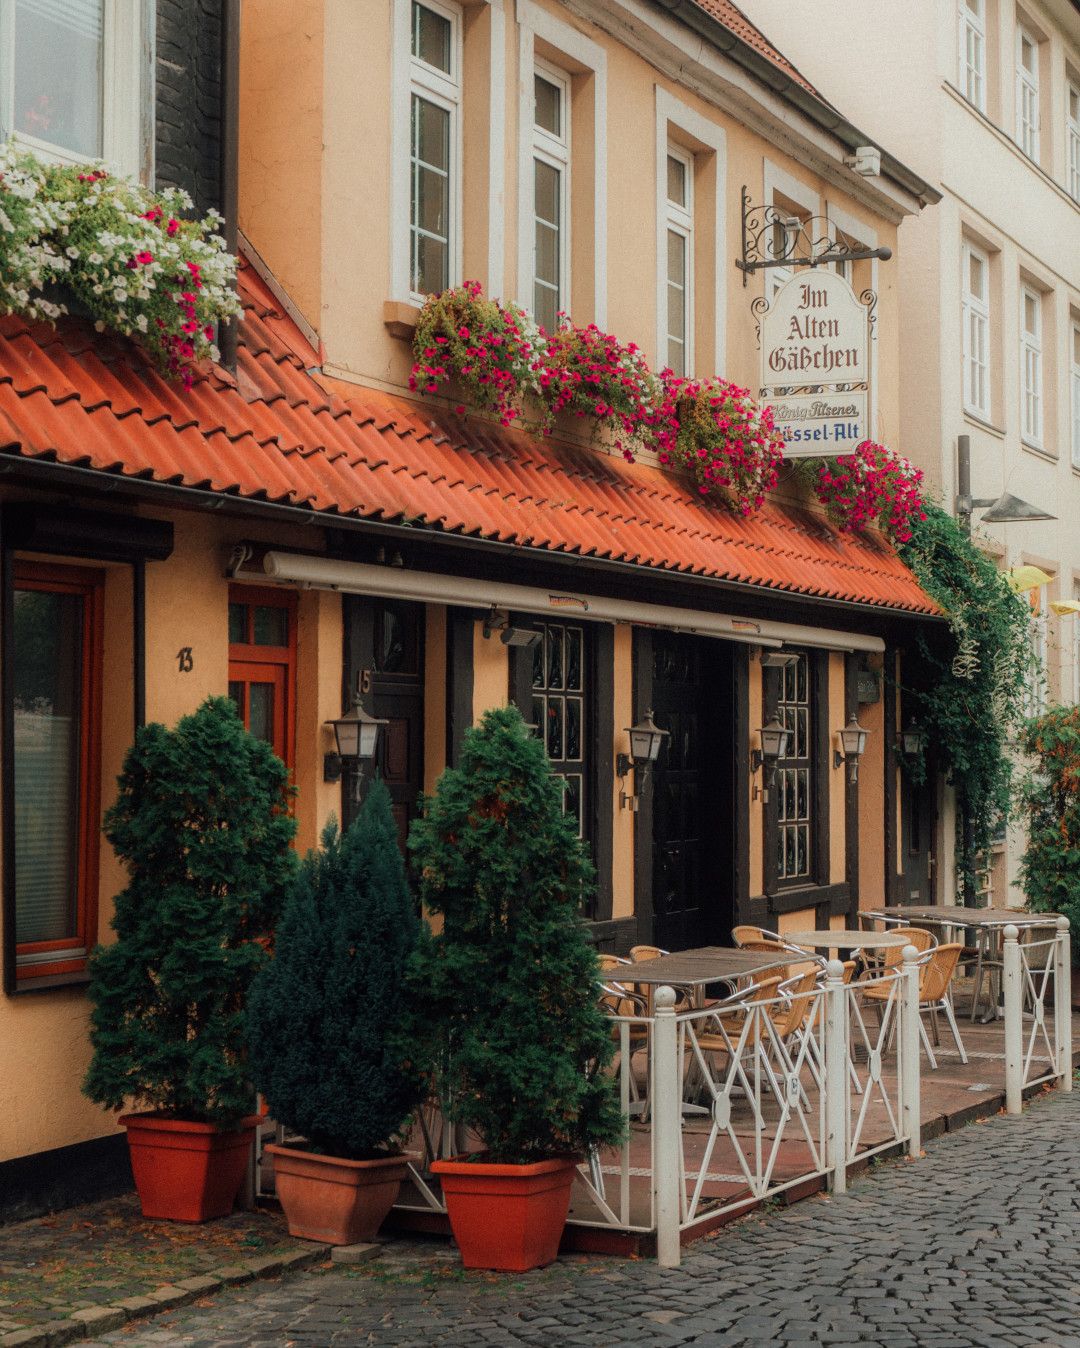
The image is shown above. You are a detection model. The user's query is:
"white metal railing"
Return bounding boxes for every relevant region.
[1003,918,1073,1113]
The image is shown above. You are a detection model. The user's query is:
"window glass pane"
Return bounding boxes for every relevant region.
[546,623,563,689]
[546,696,563,759]
[667,153,686,206]
[248,682,275,748]
[228,680,245,717]
[565,627,582,690]
[534,74,561,136]
[1023,291,1038,336]
[565,697,581,760]
[13,588,82,945]
[13,0,104,158]
[253,604,288,647]
[412,1,452,73]
[563,774,583,836]
[228,602,248,645]
[411,94,450,295]
[534,159,560,228]
[968,250,984,299]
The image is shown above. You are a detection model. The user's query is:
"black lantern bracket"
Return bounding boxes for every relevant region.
[735,186,892,288]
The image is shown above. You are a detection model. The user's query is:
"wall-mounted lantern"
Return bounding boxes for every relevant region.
[833,714,870,783]
[759,650,799,670]
[617,709,669,810]
[324,695,387,800]
[899,719,927,759]
[750,715,791,801]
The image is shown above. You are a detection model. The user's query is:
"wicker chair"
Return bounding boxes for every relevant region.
[864,942,968,1069]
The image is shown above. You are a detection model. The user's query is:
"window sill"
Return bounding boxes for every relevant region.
[7,968,91,996]
[383,300,421,340]
[962,410,1005,439]
[1020,438,1054,462]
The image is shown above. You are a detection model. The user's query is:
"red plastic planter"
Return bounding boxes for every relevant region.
[120,1112,259,1223]
[267,1145,408,1245]
[431,1155,578,1271]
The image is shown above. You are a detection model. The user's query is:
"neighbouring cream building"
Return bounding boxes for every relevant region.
[744,0,1080,905]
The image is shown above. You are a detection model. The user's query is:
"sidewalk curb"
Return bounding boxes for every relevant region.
[0,1243,335,1347]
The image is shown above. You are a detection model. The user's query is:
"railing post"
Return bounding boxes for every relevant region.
[899,944,921,1159]
[652,986,681,1269]
[1055,916,1073,1091]
[823,959,848,1194]
[1003,924,1023,1114]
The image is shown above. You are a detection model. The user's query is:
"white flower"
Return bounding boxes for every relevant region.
[65,245,79,259]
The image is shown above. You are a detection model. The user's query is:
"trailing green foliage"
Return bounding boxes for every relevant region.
[897,504,1035,899]
[405,705,625,1164]
[83,697,297,1126]
[246,782,424,1158]
[1019,706,1080,937]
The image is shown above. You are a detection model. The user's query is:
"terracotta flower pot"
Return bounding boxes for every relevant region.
[431,1155,578,1272]
[119,1112,259,1223]
[266,1144,408,1245]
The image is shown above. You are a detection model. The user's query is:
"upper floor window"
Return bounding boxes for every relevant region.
[959,0,987,111]
[409,0,461,299]
[962,242,991,419]
[1070,317,1080,471]
[0,0,141,174]
[1068,80,1080,204]
[1020,284,1043,447]
[1015,26,1039,162]
[532,64,570,334]
[663,147,693,376]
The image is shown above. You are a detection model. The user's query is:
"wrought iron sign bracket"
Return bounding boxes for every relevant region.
[735,186,892,287]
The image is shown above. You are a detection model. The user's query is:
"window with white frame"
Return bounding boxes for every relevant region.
[962,242,991,419]
[1015,26,1040,161]
[1068,80,1080,204]
[1020,284,1043,446]
[959,0,987,111]
[531,63,570,334]
[1071,317,1080,470]
[663,147,693,376]
[769,213,801,298]
[0,0,142,173]
[408,0,461,299]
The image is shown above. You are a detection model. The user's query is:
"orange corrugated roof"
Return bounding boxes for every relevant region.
[0,260,935,617]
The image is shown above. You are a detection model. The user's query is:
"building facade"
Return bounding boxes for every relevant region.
[0,0,941,1219]
[743,0,1080,904]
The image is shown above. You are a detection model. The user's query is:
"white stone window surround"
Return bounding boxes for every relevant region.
[1015,23,1040,162]
[1067,78,1080,204]
[530,57,571,333]
[1019,280,1044,448]
[961,239,992,420]
[662,143,693,376]
[653,88,726,379]
[389,0,505,305]
[515,0,607,328]
[762,159,820,303]
[958,0,987,112]
[1071,314,1080,471]
[0,0,145,179]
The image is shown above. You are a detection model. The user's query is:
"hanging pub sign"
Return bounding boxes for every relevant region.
[758,270,873,457]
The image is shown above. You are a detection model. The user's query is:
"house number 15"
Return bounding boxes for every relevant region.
[177,647,194,672]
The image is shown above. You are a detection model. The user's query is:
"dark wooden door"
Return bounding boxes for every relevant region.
[900,769,936,903]
[343,596,425,853]
[649,633,733,951]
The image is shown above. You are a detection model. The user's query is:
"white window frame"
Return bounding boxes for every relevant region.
[516,0,606,328]
[961,241,991,420]
[661,143,693,376]
[530,58,570,334]
[1068,79,1080,204]
[0,0,143,178]
[959,0,987,112]
[403,0,463,303]
[1020,283,1043,448]
[1015,25,1040,162]
[1070,316,1080,471]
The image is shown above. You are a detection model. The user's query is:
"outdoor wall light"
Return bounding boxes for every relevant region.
[750,715,790,802]
[899,719,928,758]
[617,710,670,810]
[482,606,543,648]
[833,714,870,784]
[324,695,388,798]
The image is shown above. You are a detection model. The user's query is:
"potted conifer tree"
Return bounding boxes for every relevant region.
[83,698,297,1223]
[246,781,424,1245]
[407,705,624,1272]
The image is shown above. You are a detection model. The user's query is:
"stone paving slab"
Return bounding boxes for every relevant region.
[63,1080,1080,1347]
[0,1196,329,1345]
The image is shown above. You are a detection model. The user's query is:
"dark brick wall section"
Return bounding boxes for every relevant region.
[0,1134,132,1224]
[155,0,224,215]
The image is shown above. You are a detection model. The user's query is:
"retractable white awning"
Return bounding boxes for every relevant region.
[252,551,886,654]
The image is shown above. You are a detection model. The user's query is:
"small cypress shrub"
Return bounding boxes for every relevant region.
[246,779,424,1157]
[83,697,297,1126]
[406,704,624,1164]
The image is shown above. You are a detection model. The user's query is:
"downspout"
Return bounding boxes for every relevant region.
[218,0,241,372]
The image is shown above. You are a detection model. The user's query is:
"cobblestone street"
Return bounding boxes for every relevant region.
[76,1085,1080,1348]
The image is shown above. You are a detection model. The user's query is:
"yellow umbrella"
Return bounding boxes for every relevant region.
[1005,564,1053,594]
[1050,600,1080,616]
